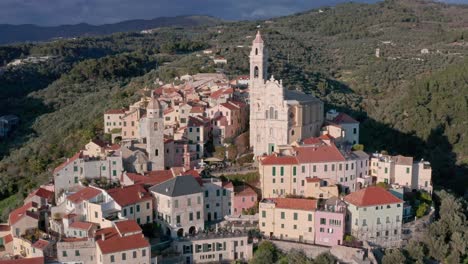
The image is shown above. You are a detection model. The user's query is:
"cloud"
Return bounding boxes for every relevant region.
[0,0,466,26]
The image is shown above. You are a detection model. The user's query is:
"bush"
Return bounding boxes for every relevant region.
[416,203,428,218]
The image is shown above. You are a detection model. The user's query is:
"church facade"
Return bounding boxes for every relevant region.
[249,31,324,157]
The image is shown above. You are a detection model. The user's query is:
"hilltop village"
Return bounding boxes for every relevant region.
[0,32,433,264]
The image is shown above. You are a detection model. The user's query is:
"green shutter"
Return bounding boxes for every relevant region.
[272,167,276,176]
[293,166,296,176]
[280,167,284,176]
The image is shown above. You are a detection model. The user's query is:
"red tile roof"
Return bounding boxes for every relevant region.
[302,137,321,145]
[306,177,322,183]
[107,185,152,207]
[27,188,54,201]
[9,202,39,225]
[333,113,358,124]
[69,221,95,230]
[53,151,82,174]
[126,170,174,186]
[105,109,126,115]
[61,237,88,242]
[209,89,225,99]
[0,257,44,264]
[96,226,149,254]
[4,234,13,244]
[190,106,205,113]
[114,220,142,236]
[67,187,102,204]
[344,186,403,206]
[32,239,49,250]
[220,102,239,111]
[294,144,345,163]
[260,155,299,165]
[271,198,317,211]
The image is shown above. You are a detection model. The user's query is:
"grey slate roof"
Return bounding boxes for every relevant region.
[285,90,321,103]
[149,175,202,197]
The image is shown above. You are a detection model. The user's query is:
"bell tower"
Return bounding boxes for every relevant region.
[249,31,268,90]
[146,91,165,170]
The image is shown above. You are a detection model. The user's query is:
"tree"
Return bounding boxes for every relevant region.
[416,203,428,218]
[285,249,313,264]
[313,252,336,264]
[250,241,279,264]
[382,249,405,264]
[404,241,425,263]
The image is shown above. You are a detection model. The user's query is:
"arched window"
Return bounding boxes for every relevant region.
[269,107,274,119]
[155,149,159,156]
[254,66,259,78]
[255,48,258,55]
[153,122,158,131]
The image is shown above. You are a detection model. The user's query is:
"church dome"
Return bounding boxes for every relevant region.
[147,92,161,110]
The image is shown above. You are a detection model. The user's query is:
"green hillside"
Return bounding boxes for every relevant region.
[0,0,467,210]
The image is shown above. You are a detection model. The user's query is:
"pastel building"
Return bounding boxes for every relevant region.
[106,184,154,225]
[150,176,204,238]
[370,153,432,193]
[232,185,258,215]
[344,186,403,248]
[202,178,234,222]
[323,110,360,145]
[104,109,125,134]
[259,198,317,243]
[259,137,369,197]
[314,197,346,247]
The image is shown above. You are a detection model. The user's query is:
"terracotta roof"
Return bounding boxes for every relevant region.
[105,109,125,115]
[164,107,174,114]
[9,202,39,225]
[333,113,358,124]
[32,239,49,250]
[294,144,345,163]
[209,89,225,99]
[221,102,239,111]
[67,187,102,204]
[271,198,317,211]
[306,177,322,183]
[4,234,13,244]
[105,144,121,151]
[302,137,322,145]
[96,227,149,254]
[53,152,82,174]
[319,134,334,140]
[234,185,257,197]
[107,184,152,207]
[260,155,299,165]
[63,213,77,219]
[128,170,174,186]
[188,116,206,127]
[26,188,54,201]
[344,186,403,207]
[61,237,88,242]
[114,220,142,236]
[69,221,95,230]
[393,155,413,166]
[190,106,205,113]
[0,257,44,264]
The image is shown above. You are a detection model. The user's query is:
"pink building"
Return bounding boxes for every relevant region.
[314,197,346,247]
[233,185,258,215]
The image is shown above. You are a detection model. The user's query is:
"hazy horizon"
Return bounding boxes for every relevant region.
[3,0,465,27]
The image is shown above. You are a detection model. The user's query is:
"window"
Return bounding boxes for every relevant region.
[122,253,126,260]
[332,164,335,171]
[111,255,115,262]
[377,218,381,224]
[189,212,193,221]
[324,165,328,172]
[293,213,298,220]
[308,214,312,221]
[281,224,284,228]
[280,166,284,176]
[346,164,349,171]
[376,232,380,237]
[293,225,297,229]
[273,179,276,183]
[406,167,410,174]
[320,218,326,225]
[385,167,388,174]
[302,166,305,173]
[176,215,181,224]
[396,216,400,222]
[130,207,133,214]
[146,202,150,209]
[136,204,140,212]
[62,251,67,257]
[362,219,367,226]
[133,251,137,258]
[123,208,127,216]
[339,164,342,171]
[197,196,201,204]
[216,190,220,196]
[293,167,296,176]
[142,249,146,257]
[197,211,201,220]
[262,211,266,218]
[280,178,284,183]
[313,165,316,173]
[353,128,357,134]
[205,191,209,197]
[223,189,226,196]
[272,167,276,176]
[281,212,285,219]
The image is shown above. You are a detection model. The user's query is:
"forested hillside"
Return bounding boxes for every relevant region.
[0,0,467,217]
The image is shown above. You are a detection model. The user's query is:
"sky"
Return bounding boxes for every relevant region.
[0,0,467,26]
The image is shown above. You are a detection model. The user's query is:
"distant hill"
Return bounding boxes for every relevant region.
[0,15,222,45]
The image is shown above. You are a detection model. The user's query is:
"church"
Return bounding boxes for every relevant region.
[249,31,324,157]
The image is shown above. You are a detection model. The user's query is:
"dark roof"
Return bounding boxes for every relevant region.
[149,175,202,197]
[285,90,321,103]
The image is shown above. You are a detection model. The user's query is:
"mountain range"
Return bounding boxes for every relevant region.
[0,15,221,45]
